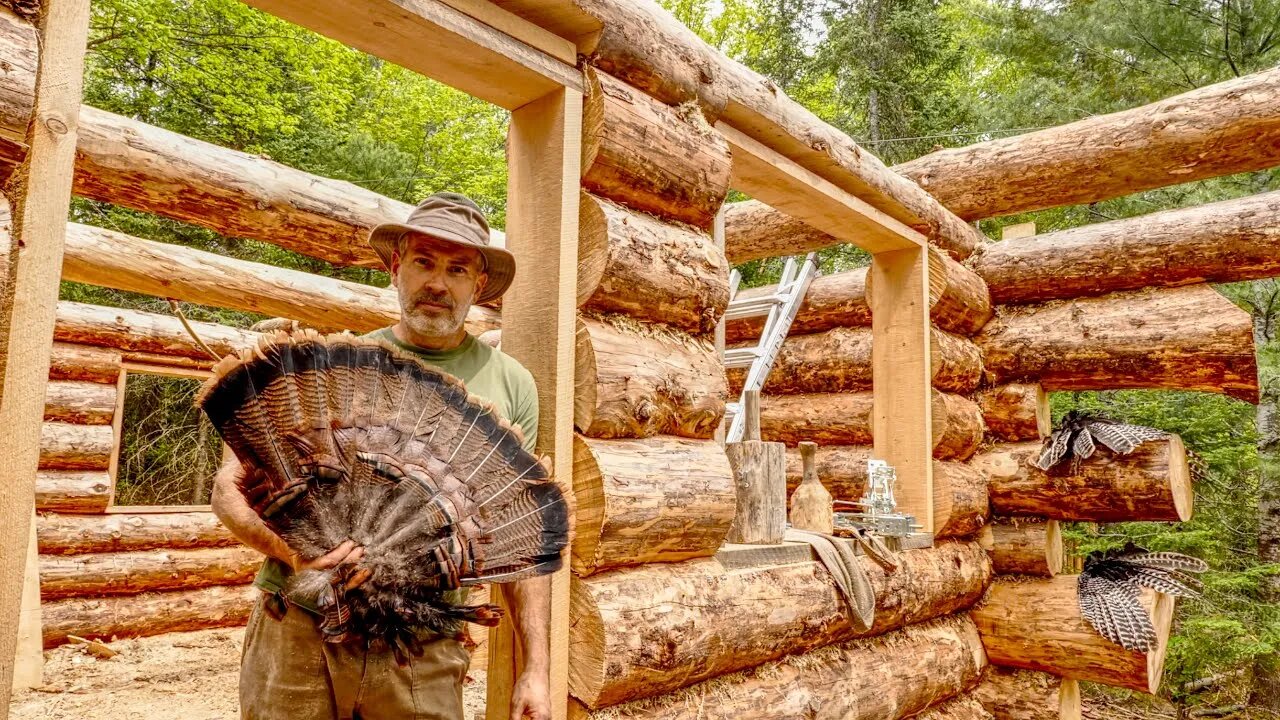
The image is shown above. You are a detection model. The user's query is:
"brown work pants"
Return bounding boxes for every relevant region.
[240,594,469,720]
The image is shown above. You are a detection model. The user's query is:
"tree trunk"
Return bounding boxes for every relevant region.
[41,584,256,647]
[42,379,116,425]
[980,520,1063,577]
[570,542,989,708]
[1251,290,1280,711]
[914,696,995,720]
[973,439,1193,523]
[571,434,735,576]
[972,668,1082,720]
[970,576,1174,693]
[39,421,113,471]
[721,198,840,264]
[39,546,262,600]
[575,313,726,439]
[578,192,729,333]
[34,470,111,513]
[37,511,236,555]
[47,341,120,383]
[581,67,730,230]
[55,300,260,360]
[975,285,1259,402]
[977,384,1049,442]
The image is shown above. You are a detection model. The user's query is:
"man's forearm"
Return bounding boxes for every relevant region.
[510,573,552,674]
[210,460,294,565]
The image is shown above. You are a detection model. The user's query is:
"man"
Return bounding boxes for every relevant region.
[212,192,551,720]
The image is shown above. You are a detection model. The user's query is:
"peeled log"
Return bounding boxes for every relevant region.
[569,615,988,719]
[977,384,1049,442]
[973,439,1192,523]
[571,435,734,576]
[39,546,263,600]
[56,300,260,360]
[980,520,1063,577]
[972,668,1082,720]
[728,326,982,395]
[721,198,844,264]
[975,285,1259,403]
[914,696,995,720]
[37,512,237,555]
[43,379,116,425]
[578,192,729,333]
[581,68,730,230]
[970,576,1174,693]
[47,342,120,383]
[575,314,725,439]
[758,390,984,461]
[42,584,256,647]
[39,422,113,470]
[35,470,111,513]
[570,544,991,708]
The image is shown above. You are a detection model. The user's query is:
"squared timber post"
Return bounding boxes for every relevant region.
[487,87,582,720]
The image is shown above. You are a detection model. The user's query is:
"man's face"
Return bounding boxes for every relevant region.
[391,234,488,339]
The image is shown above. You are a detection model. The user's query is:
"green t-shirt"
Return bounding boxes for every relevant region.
[254,329,540,612]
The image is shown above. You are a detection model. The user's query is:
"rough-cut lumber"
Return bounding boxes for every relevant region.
[914,696,996,720]
[42,379,115,425]
[569,615,988,719]
[977,384,1049,442]
[571,434,735,576]
[38,421,112,470]
[41,584,255,647]
[47,341,120,383]
[973,668,1082,720]
[721,198,836,264]
[723,391,786,544]
[897,68,1280,221]
[976,285,1259,403]
[970,576,1174,693]
[55,300,259,360]
[37,512,237,555]
[728,326,982,395]
[569,543,991,708]
[39,546,262,600]
[974,190,1280,305]
[578,192,728,333]
[581,68,730,230]
[973,439,1193,523]
[575,313,725,439]
[980,520,1063,578]
[34,470,111,513]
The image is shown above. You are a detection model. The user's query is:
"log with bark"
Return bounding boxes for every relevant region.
[977,384,1049,442]
[42,584,256,647]
[975,285,1259,403]
[43,379,116,425]
[581,68,730,230]
[56,300,260,360]
[37,511,237,555]
[39,422,113,471]
[39,546,263,600]
[577,192,728,333]
[972,438,1192,523]
[913,696,996,720]
[575,313,726,439]
[972,668,1082,720]
[980,520,1063,578]
[35,470,111,513]
[568,614,988,719]
[970,576,1174,693]
[728,326,983,395]
[47,341,121,383]
[571,434,735,576]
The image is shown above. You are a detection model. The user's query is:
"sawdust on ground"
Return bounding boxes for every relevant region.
[8,628,489,720]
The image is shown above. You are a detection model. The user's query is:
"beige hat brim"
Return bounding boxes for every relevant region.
[368,223,515,305]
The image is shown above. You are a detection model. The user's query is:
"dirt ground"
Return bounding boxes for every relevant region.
[8,628,489,720]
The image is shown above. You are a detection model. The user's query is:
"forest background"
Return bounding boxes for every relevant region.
[66,0,1280,716]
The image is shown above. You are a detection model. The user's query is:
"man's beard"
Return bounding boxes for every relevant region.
[399,287,472,339]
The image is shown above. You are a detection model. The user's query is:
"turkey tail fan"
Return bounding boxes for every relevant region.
[1085,420,1168,455]
[1077,572,1158,652]
[196,332,569,655]
[1122,551,1209,574]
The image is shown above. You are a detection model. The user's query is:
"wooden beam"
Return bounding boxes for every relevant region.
[0,1,91,712]
[486,87,581,720]
[240,0,580,110]
[436,0,577,63]
[12,519,41,692]
[717,122,925,255]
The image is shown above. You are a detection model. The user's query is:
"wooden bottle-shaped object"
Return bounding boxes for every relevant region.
[790,441,834,534]
[724,390,786,544]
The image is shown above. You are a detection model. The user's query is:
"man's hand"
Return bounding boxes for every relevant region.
[509,670,551,720]
[289,540,372,590]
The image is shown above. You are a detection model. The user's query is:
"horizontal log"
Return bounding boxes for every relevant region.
[47,341,121,383]
[56,300,260,360]
[569,614,988,719]
[972,438,1192,523]
[43,379,116,425]
[575,313,725,439]
[970,576,1174,693]
[980,520,1063,578]
[40,546,262,600]
[582,67,730,230]
[578,192,729,333]
[39,421,113,470]
[972,668,1082,720]
[976,285,1259,402]
[35,470,111,513]
[721,198,838,264]
[758,390,984,461]
[915,696,995,720]
[896,68,1280,221]
[977,384,1049,442]
[729,326,982,395]
[571,435,734,576]
[570,541,990,707]
[37,511,237,555]
[974,190,1280,305]
[42,584,256,647]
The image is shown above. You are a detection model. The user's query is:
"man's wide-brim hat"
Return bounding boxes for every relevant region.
[368,192,514,304]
